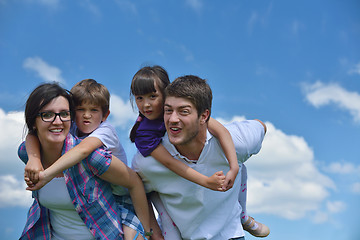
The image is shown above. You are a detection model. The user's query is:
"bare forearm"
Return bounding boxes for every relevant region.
[128,174,151,232]
[151,146,209,188]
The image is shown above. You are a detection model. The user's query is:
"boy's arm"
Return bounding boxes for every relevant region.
[151,144,225,191]
[27,137,103,191]
[99,155,151,237]
[208,117,239,191]
[24,134,43,185]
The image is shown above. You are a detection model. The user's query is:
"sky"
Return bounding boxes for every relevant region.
[0,0,359,239]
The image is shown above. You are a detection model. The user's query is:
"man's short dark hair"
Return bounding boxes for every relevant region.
[165,75,212,121]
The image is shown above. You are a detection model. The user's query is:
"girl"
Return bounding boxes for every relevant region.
[129,66,240,239]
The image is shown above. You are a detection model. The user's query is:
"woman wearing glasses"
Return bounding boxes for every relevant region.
[18,83,151,240]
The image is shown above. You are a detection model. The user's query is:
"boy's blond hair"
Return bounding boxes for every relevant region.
[71,79,110,117]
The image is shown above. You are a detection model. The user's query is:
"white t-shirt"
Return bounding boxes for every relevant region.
[132,120,265,240]
[38,177,95,240]
[71,120,129,196]
[88,121,128,165]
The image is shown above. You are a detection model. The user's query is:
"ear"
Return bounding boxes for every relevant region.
[199,109,210,125]
[102,110,110,122]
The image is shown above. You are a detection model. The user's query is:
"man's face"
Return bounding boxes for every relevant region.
[164,96,204,146]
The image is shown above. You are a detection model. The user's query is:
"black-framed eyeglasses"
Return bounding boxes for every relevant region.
[37,111,71,122]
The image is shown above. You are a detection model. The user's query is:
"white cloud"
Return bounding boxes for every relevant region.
[303,81,360,123]
[0,175,32,208]
[109,94,137,129]
[326,201,346,213]
[248,11,258,34]
[291,20,305,36]
[186,0,203,13]
[217,117,335,221]
[325,161,360,174]
[348,62,360,75]
[351,182,360,194]
[79,0,101,17]
[27,0,60,9]
[114,0,138,15]
[0,109,27,176]
[23,56,65,84]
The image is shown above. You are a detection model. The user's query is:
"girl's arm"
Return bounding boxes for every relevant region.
[99,155,151,237]
[151,144,225,191]
[24,134,43,185]
[208,117,239,191]
[27,137,104,190]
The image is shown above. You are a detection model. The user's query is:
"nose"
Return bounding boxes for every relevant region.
[52,114,62,124]
[83,110,91,118]
[168,111,179,123]
[144,99,151,108]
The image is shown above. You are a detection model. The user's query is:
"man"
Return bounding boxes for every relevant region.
[132,75,268,240]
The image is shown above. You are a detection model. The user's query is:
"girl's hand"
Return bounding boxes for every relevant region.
[206,171,225,191]
[222,169,238,191]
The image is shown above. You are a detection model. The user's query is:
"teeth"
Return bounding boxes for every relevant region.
[50,129,62,133]
[171,128,179,131]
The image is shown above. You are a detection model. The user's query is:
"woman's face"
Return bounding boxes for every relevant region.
[35,96,71,146]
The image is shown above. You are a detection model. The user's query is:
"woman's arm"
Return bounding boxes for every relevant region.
[151,144,225,191]
[24,134,43,186]
[208,117,239,191]
[99,156,151,235]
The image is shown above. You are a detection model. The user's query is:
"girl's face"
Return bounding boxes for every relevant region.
[135,81,164,120]
[35,96,71,146]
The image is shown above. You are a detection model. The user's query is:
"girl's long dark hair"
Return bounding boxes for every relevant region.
[129,65,170,142]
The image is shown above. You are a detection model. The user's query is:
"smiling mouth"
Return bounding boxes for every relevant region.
[50,129,63,133]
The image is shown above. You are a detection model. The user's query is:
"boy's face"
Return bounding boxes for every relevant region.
[75,101,108,136]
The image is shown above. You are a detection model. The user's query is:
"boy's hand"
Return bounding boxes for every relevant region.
[222,169,238,191]
[25,171,51,191]
[206,171,225,191]
[24,159,43,185]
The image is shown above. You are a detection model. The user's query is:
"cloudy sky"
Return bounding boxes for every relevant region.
[0,0,359,239]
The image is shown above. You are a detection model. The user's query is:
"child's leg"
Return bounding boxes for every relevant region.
[150,192,182,240]
[238,164,270,237]
[114,195,147,240]
[238,163,248,224]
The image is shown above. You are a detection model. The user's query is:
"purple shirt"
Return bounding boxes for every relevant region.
[134,117,166,157]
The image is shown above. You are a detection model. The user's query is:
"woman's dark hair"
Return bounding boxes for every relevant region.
[25,83,74,135]
[129,65,170,142]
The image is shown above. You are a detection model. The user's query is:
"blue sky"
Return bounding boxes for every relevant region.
[0,0,359,239]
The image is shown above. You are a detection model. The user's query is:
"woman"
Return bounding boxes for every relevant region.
[19,83,151,240]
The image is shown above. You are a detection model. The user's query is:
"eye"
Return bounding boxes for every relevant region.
[135,96,143,101]
[76,108,84,111]
[180,109,190,115]
[59,111,70,118]
[91,109,99,112]
[42,112,55,119]
[164,108,172,114]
